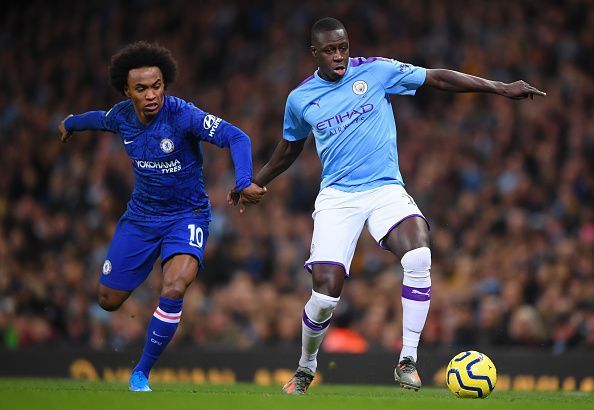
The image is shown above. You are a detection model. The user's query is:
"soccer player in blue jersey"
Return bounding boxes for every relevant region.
[58,41,266,392]
[232,17,545,394]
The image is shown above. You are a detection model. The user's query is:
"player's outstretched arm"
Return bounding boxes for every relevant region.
[227,138,306,212]
[58,110,116,143]
[254,139,306,187]
[424,69,546,100]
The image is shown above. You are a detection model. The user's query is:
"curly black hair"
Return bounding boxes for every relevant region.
[108,41,178,95]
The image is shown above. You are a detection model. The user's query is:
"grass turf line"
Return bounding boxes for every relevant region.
[0,379,592,410]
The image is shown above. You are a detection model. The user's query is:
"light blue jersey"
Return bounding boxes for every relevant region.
[283,57,426,192]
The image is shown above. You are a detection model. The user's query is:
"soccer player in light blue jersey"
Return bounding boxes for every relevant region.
[232,17,545,394]
[58,42,266,392]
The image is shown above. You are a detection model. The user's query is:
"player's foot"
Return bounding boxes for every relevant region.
[129,370,152,392]
[394,356,422,391]
[282,366,315,395]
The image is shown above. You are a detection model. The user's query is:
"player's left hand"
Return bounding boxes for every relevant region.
[501,81,546,100]
[227,183,267,213]
[59,115,74,143]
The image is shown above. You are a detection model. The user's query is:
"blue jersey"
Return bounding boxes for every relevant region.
[66,95,252,221]
[283,57,426,192]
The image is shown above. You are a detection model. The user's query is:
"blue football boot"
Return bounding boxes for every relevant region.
[129,371,152,392]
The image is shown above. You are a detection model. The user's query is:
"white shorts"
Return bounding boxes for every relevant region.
[304,184,427,276]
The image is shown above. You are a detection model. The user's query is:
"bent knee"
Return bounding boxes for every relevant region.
[161,280,190,300]
[401,247,431,277]
[305,290,340,323]
[98,288,129,311]
[311,264,345,298]
[98,297,122,312]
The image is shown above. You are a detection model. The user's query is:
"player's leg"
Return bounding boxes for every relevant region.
[130,215,209,392]
[301,264,344,370]
[383,217,430,355]
[383,218,430,390]
[367,185,430,390]
[283,264,344,395]
[284,188,365,395]
[131,254,199,390]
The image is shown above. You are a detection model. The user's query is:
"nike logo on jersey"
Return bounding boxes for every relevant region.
[124,139,134,145]
[411,289,431,297]
[152,331,168,338]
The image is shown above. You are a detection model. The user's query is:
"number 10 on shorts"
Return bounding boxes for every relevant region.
[187,224,204,248]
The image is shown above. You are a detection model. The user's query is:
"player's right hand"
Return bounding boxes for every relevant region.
[501,81,546,100]
[227,189,241,206]
[59,115,74,143]
[241,183,267,203]
[227,183,267,213]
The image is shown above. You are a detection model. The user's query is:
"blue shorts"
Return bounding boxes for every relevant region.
[99,213,209,291]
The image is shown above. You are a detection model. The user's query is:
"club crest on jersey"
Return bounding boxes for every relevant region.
[160,138,174,153]
[102,260,112,275]
[352,80,368,95]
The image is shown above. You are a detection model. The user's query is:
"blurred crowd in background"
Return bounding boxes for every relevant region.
[1,0,593,356]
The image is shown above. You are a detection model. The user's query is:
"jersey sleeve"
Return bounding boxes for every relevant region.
[64,106,119,133]
[185,103,253,191]
[371,58,427,95]
[185,103,230,147]
[282,93,310,141]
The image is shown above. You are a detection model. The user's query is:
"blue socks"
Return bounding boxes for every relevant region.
[134,296,183,378]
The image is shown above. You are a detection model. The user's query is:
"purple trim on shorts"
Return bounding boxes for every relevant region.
[350,57,391,67]
[296,75,315,88]
[402,285,432,301]
[304,261,350,278]
[303,310,332,331]
[378,214,430,249]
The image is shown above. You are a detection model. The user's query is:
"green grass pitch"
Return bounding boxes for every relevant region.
[1,379,592,410]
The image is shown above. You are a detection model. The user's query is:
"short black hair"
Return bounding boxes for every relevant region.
[311,17,347,44]
[109,41,178,95]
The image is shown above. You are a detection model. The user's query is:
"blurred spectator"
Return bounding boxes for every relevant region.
[508,305,549,347]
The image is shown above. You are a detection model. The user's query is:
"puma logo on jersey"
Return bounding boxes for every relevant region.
[411,289,431,297]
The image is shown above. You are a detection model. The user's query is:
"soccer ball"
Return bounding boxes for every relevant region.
[446,351,497,398]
